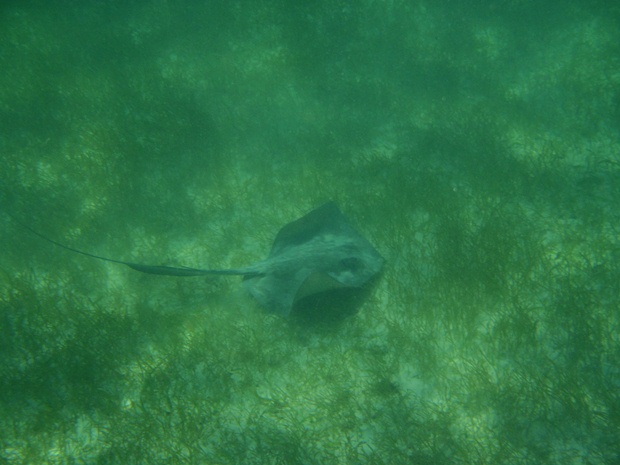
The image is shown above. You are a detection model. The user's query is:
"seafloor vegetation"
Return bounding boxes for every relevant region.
[1,1,619,463]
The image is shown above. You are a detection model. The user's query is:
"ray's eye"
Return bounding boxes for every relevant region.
[340,257,362,272]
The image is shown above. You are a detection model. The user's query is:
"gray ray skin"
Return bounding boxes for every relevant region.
[12,201,384,316]
[240,201,384,315]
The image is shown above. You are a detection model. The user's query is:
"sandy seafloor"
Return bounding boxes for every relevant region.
[1,1,619,464]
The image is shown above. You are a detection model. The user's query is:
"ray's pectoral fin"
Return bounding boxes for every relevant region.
[242,270,313,317]
[295,271,347,301]
[241,268,348,317]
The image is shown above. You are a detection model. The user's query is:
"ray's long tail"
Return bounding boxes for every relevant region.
[7,213,252,278]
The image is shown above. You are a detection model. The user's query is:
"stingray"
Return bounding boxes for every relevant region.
[12,202,384,316]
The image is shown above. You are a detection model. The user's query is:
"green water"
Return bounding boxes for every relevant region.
[1,1,618,463]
